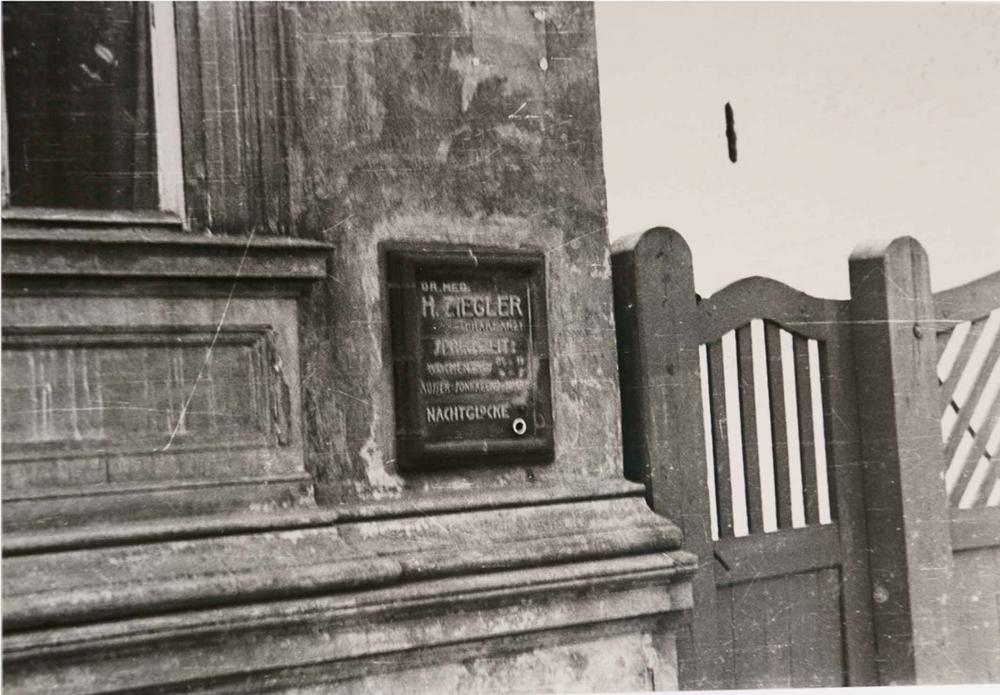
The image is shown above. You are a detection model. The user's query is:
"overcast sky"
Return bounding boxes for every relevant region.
[595,2,1000,298]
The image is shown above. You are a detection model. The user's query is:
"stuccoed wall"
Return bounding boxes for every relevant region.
[2,8,698,693]
[287,628,678,694]
[270,2,621,502]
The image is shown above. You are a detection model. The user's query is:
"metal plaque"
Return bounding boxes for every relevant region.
[386,245,554,468]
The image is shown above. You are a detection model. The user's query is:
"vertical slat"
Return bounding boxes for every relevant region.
[722,332,749,536]
[700,346,720,540]
[764,574,793,687]
[794,335,820,525]
[787,571,818,685]
[765,322,793,529]
[810,340,833,523]
[731,577,794,688]
[817,343,839,525]
[815,568,848,685]
[789,570,845,686]
[732,580,768,688]
[708,341,734,538]
[736,325,764,533]
[715,586,737,689]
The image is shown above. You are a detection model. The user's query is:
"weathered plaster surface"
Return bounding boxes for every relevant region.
[274,2,619,501]
[290,629,678,694]
[2,7,690,695]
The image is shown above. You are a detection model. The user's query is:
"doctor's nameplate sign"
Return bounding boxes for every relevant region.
[387,247,554,468]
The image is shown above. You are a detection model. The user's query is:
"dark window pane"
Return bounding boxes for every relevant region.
[3,2,158,209]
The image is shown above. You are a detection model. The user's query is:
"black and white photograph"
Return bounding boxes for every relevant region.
[1,1,998,693]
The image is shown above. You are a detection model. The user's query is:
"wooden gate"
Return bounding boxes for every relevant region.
[696,274,881,688]
[611,228,1000,689]
[612,228,875,689]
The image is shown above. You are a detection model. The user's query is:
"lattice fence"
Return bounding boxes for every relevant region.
[938,307,1000,509]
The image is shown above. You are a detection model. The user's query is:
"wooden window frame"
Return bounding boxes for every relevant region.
[1,1,186,226]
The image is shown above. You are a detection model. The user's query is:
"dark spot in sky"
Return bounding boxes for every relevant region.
[725,102,737,163]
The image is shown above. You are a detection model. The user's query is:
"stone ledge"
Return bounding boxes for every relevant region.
[2,475,317,536]
[2,484,696,694]
[2,209,330,280]
[3,494,683,631]
[3,479,647,556]
[213,611,684,695]
[4,551,695,694]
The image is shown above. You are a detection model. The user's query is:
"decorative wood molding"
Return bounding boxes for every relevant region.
[696,276,847,344]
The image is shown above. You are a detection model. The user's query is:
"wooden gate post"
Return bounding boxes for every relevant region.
[849,237,956,684]
[611,228,721,690]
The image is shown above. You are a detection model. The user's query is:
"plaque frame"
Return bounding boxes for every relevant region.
[385,243,555,469]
